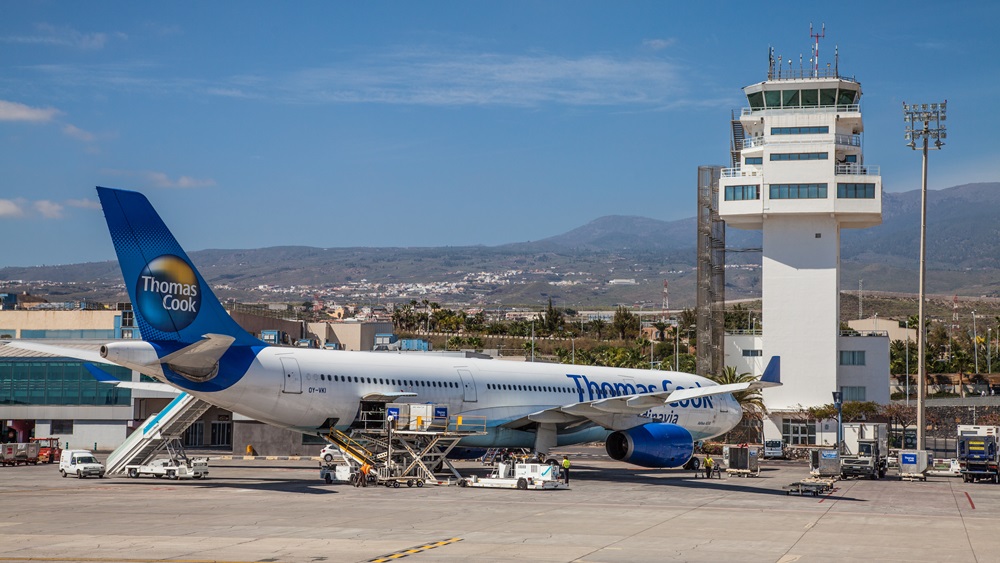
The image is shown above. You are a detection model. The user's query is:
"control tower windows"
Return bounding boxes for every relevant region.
[770,152,828,161]
[837,183,876,199]
[725,185,760,201]
[769,184,828,199]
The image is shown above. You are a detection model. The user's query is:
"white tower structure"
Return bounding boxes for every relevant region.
[719,37,885,437]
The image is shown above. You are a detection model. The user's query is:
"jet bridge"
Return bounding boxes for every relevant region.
[105,392,212,475]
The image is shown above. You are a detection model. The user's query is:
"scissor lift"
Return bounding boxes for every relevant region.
[321,401,486,487]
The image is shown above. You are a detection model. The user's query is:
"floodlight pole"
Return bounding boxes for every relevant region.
[904,101,947,452]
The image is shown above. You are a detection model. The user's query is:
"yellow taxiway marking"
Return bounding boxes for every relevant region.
[368,537,463,562]
[0,559,261,563]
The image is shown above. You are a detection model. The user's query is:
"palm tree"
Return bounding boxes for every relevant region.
[711,366,767,418]
[590,319,607,340]
[651,321,668,342]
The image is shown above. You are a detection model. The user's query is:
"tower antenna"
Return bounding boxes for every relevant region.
[810,22,826,77]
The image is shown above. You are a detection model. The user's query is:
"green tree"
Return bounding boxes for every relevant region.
[710,366,766,419]
[612,306,640,340]
[538,298,564,335]
[651,321,669,342]
[590,318,607,340]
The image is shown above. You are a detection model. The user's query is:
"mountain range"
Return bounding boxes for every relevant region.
[2,182,998,308]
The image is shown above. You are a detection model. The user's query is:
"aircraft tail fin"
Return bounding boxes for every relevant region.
[97,187,261,347]
[761,356,780,385]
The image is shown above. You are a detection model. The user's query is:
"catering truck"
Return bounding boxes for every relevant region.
[840,423,889,480]
[956,425,1000,483]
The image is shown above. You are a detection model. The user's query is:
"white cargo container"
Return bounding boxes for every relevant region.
[898,450,931,481]
[408,404,434,430]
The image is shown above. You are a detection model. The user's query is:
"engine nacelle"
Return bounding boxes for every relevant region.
[605,423,694,468]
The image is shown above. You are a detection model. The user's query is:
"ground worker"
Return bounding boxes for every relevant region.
[357,462,372,487]
[561,455,571,484]
[704,454,715,478]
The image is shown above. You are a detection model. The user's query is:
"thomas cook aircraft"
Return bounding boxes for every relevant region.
[10,187,779,469]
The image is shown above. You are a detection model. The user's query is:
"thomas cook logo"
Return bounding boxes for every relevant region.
[136,255,201,332]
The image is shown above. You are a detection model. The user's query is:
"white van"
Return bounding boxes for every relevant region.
[763,440,786,459]
[59,450,105,478]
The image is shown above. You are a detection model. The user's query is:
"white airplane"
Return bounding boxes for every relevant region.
[11,187,779,469]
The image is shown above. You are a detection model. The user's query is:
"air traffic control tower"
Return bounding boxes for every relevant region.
[719,43,883,418]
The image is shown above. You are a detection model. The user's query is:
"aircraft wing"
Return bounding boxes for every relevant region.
[509,356,780,429]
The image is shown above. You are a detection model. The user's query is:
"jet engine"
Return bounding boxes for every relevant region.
[605,423,694,468]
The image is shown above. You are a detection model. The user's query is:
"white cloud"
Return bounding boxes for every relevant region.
[643,38,677,51]
[146,171,216,189]
[62,123,96,142]
[100,169,217,189]
[66,198,101,210]
[0,199,25,218]
[29,50,693,109]
[1,23,120,50]
[0,100,60,122]
[33,200,64,219]
[268,51,687,108]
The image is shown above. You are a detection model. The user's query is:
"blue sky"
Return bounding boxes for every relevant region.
[1,1,997,267]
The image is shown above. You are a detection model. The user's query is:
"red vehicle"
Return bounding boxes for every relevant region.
[30,437,62,464]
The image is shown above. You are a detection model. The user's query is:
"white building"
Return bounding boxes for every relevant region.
[719,49,889,445]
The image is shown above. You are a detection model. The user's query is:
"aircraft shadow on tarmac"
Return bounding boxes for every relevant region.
[113,476,340,495]
[573,465,866,502]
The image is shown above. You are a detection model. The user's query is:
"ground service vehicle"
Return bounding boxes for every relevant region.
[31,437,61,463]
[125,457,208,480]
[59,450,105,478]
[763,440,785,459]
[957,426,1000,483]
[1,442,40,466]
[461,460,568,490]
[840,423,888,479]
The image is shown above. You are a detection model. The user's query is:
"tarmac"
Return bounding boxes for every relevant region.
[0,445,996,562]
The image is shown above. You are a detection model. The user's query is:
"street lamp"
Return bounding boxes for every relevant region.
[832,391,843,453]
[905,318,910,407]
[904,100,947,452]
[988,328,992,375]
[973,311,979,374]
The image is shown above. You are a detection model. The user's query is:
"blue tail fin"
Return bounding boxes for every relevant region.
[761,356,780,384]
[97,187,261,347]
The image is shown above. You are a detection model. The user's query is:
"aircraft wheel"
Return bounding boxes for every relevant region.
[517,478,528,490]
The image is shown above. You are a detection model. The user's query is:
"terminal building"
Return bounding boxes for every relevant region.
[719,46,889,445]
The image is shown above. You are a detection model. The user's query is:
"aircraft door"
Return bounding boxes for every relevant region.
[280,357,302,394]
[457,368,477,402]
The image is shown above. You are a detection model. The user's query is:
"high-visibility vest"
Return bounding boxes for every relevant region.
[562,458,571,469]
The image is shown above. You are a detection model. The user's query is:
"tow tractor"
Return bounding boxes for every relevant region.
[125,457,208,480]
[460,460,569,490]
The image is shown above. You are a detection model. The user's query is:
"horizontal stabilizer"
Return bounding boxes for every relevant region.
[84,363,180,394]
[3,340,108,364]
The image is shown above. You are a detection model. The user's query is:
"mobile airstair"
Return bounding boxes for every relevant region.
[105,392,212,475]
